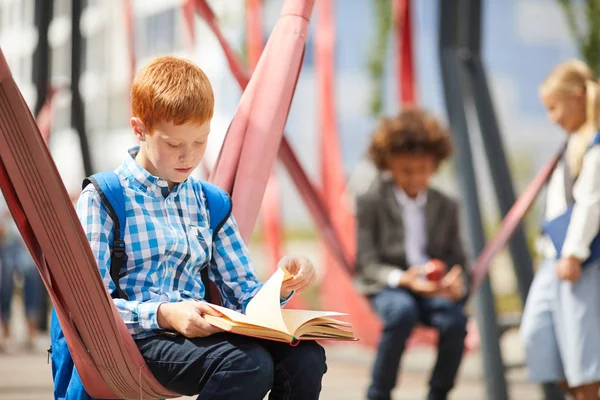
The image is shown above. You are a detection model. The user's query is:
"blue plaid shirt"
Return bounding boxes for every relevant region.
[76,148,270,339]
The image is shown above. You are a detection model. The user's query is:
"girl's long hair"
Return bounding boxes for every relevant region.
[540,60,600,176]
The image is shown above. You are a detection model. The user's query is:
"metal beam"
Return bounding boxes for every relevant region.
[31,0,54,334]
[438,1,565,398]
[459,0,534,306]
[438,1,508,398]
[32,0,53,116]
[71,0,93,176]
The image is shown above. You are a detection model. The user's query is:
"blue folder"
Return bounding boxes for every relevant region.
[542,205,600,266]
[541,132,600,266]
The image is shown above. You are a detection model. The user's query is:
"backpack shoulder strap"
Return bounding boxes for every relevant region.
[201,181,232,238]
[591,131,600,148]
[198,181,232,304]
[82,171,129,300]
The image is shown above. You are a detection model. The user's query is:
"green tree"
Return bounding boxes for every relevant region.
[558,0,600,75]
[368,0,392,115]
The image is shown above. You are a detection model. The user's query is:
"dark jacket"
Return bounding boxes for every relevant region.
[354,177,470,297]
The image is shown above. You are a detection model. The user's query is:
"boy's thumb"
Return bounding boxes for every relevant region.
[195,301,222,317]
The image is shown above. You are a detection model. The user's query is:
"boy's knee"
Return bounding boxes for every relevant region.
[228,344,274,394]
[437,310,467,339]
[272,341,326,397]
[290,341,327,378]
[384,302,419,331]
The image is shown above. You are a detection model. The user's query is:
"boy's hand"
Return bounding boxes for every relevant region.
[398,267,442,297]
[556,256,582,282]
[279,255,316,298]
[157,301,223,338]
[409,279,444,297]
[439,265,465,301]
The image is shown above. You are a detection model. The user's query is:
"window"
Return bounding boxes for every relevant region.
[54,0,71,19]
[22,0,34,26]
[85,86,108,132]
[81,3,107,73]
[135,7,181,59]
[51,40,71,81]
[107,89,129,132]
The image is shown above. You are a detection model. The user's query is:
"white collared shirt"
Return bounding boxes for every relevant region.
[538,144,600,260]
[387,187,429,287]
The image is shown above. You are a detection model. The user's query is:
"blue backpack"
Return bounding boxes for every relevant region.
[49,171,231,400]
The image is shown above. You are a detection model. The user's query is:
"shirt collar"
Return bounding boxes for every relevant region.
[120,146,184,197]
[393,186,427,208]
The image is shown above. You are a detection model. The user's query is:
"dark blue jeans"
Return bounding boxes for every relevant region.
[136,332,327,400]
[368,288,467,400]
[0,239,41,323]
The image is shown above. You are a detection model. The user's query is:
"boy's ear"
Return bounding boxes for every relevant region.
[130,117,146,141]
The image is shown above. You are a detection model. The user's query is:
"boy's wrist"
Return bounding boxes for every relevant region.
[387,269,405,287]
[156,302,174,330]
[280,289,294,304]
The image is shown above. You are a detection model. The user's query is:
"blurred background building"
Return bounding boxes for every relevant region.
[0,0,578,230]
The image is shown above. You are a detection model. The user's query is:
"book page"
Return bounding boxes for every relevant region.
[244,267,292,333]
[206,304,277,330]
[280,309,347,334]
[203,267,356,342]
[203,314,294,343]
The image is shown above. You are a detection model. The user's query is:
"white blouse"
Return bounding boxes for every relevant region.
[538,144,600,260]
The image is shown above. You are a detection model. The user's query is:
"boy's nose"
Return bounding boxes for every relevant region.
[179,151,190,163]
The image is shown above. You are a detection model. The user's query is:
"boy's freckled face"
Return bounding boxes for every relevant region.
[387,153,436,198]
[137,119,211,186]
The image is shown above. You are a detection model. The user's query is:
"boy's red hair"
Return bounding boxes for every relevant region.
[131,56,214,132]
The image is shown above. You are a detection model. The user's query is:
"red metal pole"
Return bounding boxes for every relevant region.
[315,0,381,347]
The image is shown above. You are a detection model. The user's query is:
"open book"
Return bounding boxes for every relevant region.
[204,267,357,345]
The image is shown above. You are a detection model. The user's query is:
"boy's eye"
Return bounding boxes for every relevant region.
[194,140,206,146]
[167,143,182,149]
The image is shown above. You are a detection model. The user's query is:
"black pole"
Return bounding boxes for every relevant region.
[32,0,53,116]
[31,0,54,334]
[466,53,564,400]
[71,0,93,177]
[438,1,508,398]
[466,55,535,302]
[458,2,564,398]
[461,0,534,305]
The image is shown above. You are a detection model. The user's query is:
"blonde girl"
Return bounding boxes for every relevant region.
[520,60,600,400]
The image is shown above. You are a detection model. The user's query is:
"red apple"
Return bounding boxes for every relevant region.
[425,259,447,282]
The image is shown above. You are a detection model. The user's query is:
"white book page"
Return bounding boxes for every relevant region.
[280,309,347,334]
[245,267,292,333]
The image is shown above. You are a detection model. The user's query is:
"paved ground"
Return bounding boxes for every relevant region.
[0,323,543,399]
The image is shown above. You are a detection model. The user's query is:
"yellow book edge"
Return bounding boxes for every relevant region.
[204,267,357,345]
